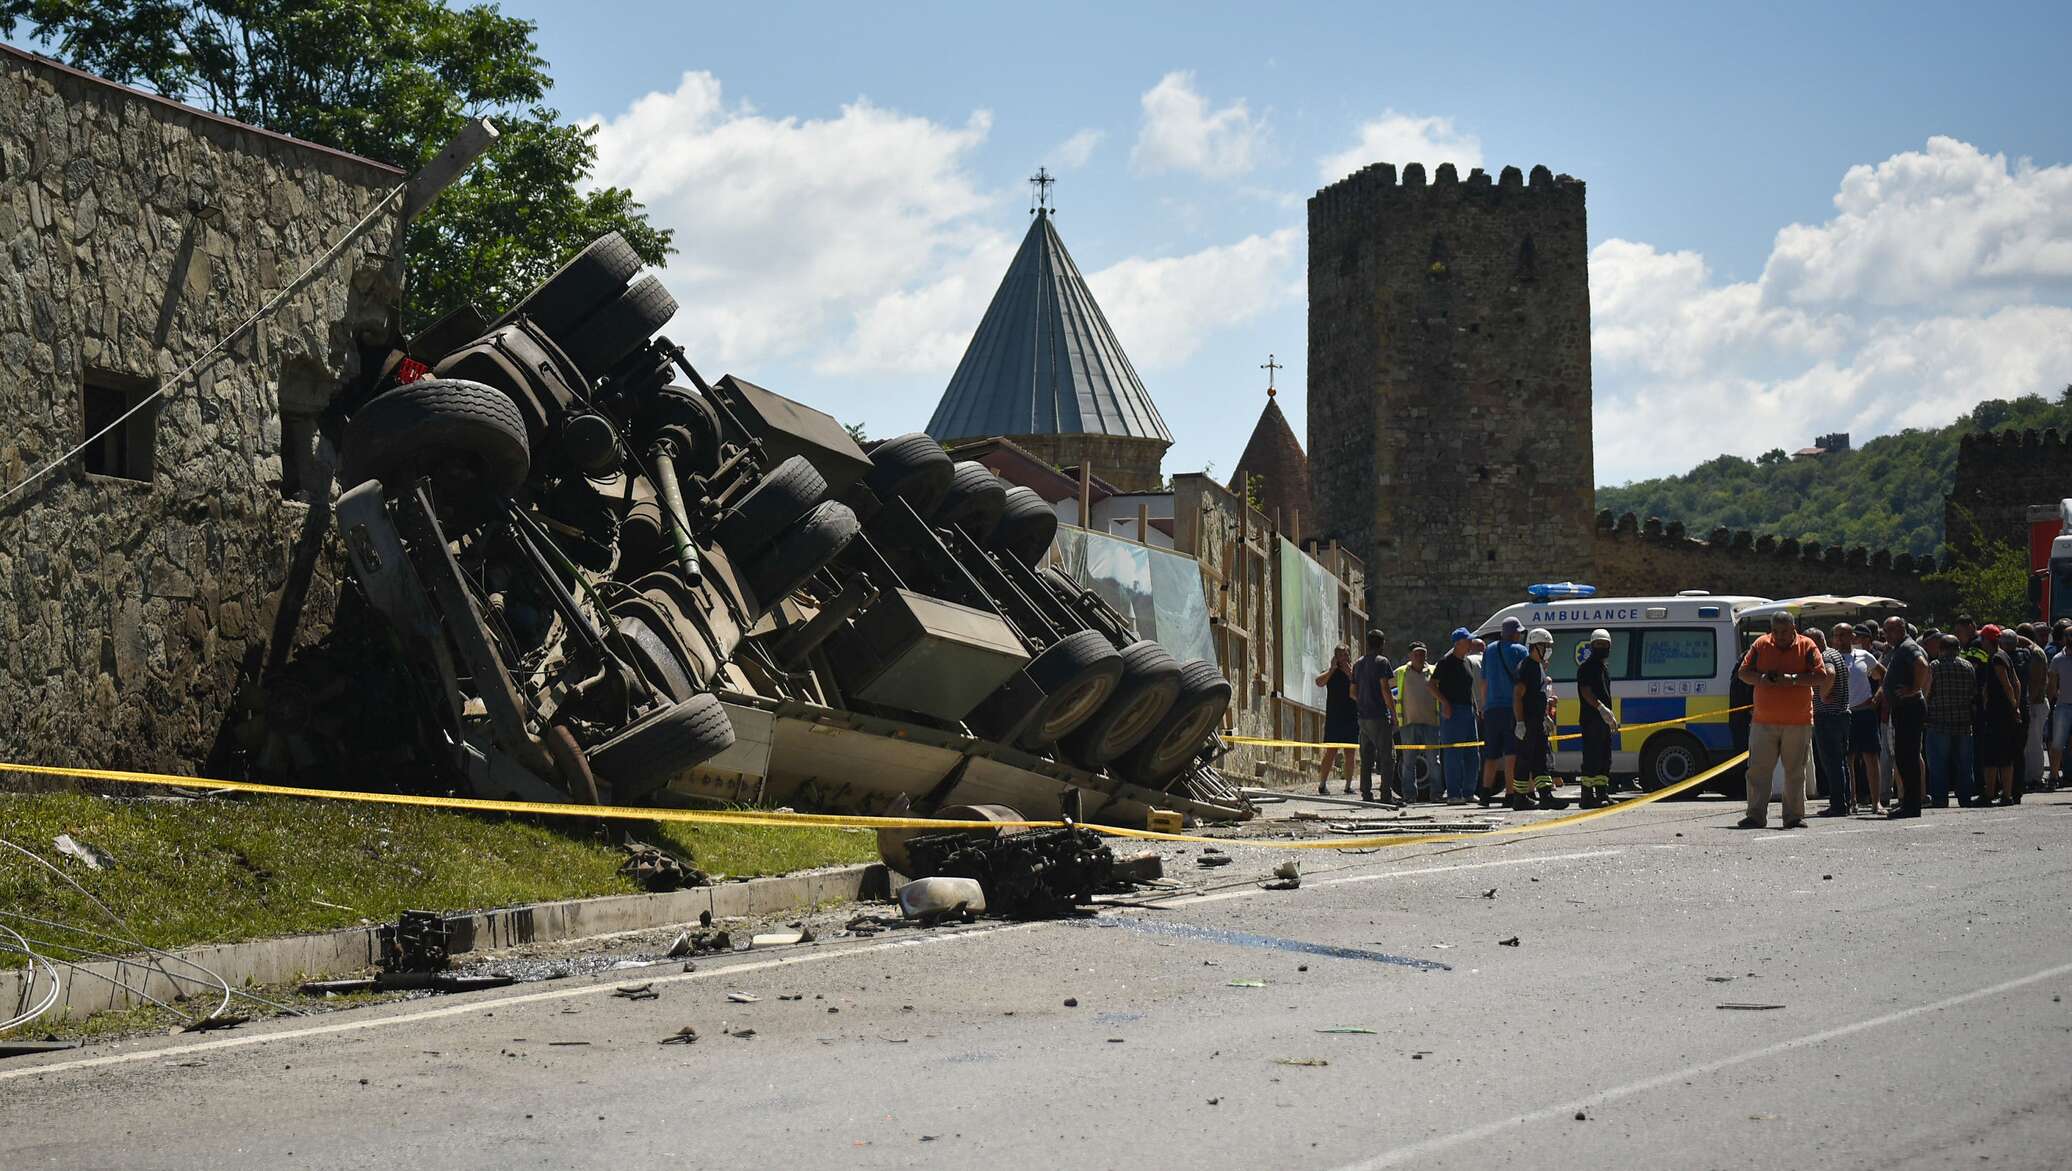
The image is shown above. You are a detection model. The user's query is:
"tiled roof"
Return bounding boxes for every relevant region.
[927,209,1171,445]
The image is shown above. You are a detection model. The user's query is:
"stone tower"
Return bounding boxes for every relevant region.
[1307,162,1594,643]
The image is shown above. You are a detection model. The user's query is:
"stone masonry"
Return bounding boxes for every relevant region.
[1308,162,1594,643]
[0,46,403,776]
[1592,512,1958,620]
[1945,428,2072,556]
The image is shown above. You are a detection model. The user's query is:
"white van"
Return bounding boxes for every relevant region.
[1475,592,1772,793]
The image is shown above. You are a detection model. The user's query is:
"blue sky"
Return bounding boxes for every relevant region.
[504,0,2072,483]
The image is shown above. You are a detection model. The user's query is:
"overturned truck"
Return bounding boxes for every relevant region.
[327,234,1248,826]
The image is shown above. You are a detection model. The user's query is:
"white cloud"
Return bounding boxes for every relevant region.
[1130,71,1263,179]
[1087,228,1301,368]
[1760,136,2072,310]
[585,71,999,371]
[1593,137,2072,483]
[1052,128,1105,169]
[1318,111,1483,184]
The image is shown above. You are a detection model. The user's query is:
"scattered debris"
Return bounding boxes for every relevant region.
[52,834,115,871]
[547,1041,590,1047]
[1063,998,1079,1008]
[1706,976,1735,983]
[728,1028,757,1039]
[300,973,514,995]
[1197,854,1234,868]
[1316,1027,1376,1035]
[1574,1111,1588,1122]
[726,991,760,1004]
[618,841,706,892]
[903,826,1114,918]
[660,1026,698,1045]
[171,1014,248,1034]
[1227,979,1266,988]
[1112,852,1165,883]
[749,929,814,948]
[613,984,658,1001]
[1410,1051,1431,1060]
[1274,1057,1330,1067]
[1497,937,1521,947]
[1717,1003,1786,1011]
[1481,888,1497,899]
[666,933,693,958]
[0,1039,85,1059]
[378,910,451,974]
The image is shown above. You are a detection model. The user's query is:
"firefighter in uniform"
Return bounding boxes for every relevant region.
[1512,627,1570,810]
[1575,627,1620,808]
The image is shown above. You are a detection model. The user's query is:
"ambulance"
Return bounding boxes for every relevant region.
[1475,588,1772,794]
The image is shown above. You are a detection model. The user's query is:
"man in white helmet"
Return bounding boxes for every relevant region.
[1575,628,1619,808]
[1512,627,1569,810]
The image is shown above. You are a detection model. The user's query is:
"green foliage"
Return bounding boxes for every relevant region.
[1597,393,2072,559]
[1926,541,2030,620]
[0,0,673,331]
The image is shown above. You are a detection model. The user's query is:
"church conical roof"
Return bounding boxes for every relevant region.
[1228,394,1311,528]
[927,210,1172,445]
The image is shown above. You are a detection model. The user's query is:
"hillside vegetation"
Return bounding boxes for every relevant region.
[1596,392,2072,559]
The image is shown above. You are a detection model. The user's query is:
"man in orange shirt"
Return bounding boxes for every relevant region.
[1735,610,1831,829]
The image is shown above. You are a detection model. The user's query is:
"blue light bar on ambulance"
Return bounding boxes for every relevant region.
[1527,582,1598,601]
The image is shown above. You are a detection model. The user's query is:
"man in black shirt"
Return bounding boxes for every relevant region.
[1575,628,1618,808]
[1882,615,1931,818]
[1430,628,1482,803]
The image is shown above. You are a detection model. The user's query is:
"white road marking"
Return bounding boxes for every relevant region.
[2,846,1629,1080]
[0,922,1038,1083]
[1325,958,2072,1171]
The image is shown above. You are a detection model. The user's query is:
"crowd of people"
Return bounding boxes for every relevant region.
[1313,611,2072,823]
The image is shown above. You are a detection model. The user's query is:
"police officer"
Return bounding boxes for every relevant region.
[1575,628,1619,808]
[1512,627,1570,811]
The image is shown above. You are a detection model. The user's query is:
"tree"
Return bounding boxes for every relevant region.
[1927,541,2030,622]
[1756,447,1789,468]
[0,0,673,331]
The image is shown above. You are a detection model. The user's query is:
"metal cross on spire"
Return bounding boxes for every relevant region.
[1261,353,1282,398]
[1029,166,1055,214]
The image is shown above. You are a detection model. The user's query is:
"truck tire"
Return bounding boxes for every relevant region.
[990,486,1059,567]
[562,274,677,382]
[1059,640,1183,769]
[932,461,1008,542]
[340,378,529,497]
[864,433,954,516]
[1115,660,1232,786]
[1015,630,1124,749]
[743,501,860,614]
[587,693,736,801]
[712,455,828,565]
[1638,731,1709,796]
[496,232,640,343]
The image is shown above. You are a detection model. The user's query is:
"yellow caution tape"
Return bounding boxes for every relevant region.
[1226,706,1751,751]
[1,745,1751,852]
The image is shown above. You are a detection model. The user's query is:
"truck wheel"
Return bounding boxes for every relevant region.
[1639,731,1708,797]
[340,378,529,497]
[1115,660,1232,786]
[712,455,828,565]
[635,386,722,478]
[1015,630,1124,749]
[496,232,640,343]
[743,501,860,614]
[863,433,954,516]
[1060,640,1183,768]
[931,461,1008,542]
[990,486,1059,567]
[587,694,736,800]
[562,274,677,382]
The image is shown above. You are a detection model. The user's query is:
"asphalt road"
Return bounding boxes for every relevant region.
[5,792,2070,1170]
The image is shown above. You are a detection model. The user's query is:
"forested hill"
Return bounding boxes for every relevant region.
[1596,392,2072,559]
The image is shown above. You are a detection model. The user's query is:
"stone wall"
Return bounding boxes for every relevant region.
[1308,162,1594,648]
[1006,431,1168,493]
[0,47,403,776]
[1593,512,1959,619]
[1945,428,2072,555]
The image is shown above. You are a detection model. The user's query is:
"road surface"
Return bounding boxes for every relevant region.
[4,792,2069,1169]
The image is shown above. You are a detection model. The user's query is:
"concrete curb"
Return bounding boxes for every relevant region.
[2,864,888,1022]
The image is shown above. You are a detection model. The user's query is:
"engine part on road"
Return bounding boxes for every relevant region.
[901,825,1117,918]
